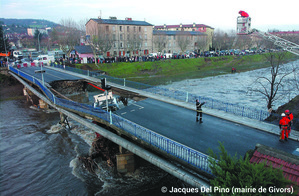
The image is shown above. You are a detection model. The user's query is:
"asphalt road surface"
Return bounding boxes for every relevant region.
[18,67,82,83]
[115,98,299,157]
[17,67,299,157]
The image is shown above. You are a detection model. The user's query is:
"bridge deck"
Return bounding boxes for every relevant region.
[115,98,299,157]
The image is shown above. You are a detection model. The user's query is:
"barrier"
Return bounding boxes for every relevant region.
[51,64,270,121]
[8,66,214,175]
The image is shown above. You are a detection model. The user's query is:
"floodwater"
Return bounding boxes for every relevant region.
[0,91,180,196]
[161,59,299,110]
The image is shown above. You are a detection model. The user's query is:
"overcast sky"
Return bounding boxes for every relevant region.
[1,0,298,32]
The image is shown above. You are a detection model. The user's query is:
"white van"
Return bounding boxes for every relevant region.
[164,53,172,58]
[149,53,158,57]
[33,55,54,65]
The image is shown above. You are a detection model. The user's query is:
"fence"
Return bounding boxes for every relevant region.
[52,64,270,121]
[9,66,213,175]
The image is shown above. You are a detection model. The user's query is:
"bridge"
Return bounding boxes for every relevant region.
[7,64,299,189]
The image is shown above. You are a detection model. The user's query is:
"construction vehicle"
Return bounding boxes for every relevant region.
[0,50,23,60]
[236,11,299,56]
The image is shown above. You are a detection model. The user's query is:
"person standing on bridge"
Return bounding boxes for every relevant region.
[285,110,294,136]
[196,99,206,123]
[279,113,290,142]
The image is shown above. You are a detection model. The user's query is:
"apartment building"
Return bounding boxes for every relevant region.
[154,23,214,53]
[85,17,153,57]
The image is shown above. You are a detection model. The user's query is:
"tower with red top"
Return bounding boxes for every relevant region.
[237,10,251,35]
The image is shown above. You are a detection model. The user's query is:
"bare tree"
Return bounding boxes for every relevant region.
[234,34,253,50]
[249,52,295,110]
[176,32,191,54]
[58,18,81,56]
[126,33,143,56]
[194,36,208,53]
[88,25,113,66]
[212,30,227,51]
[153,32,168,53]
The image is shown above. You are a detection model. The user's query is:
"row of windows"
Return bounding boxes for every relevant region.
[108,26,148,32]
[117,34,148,40]
[156,27,206,31]
[113,42,148,48]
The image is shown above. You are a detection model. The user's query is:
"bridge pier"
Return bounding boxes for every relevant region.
[116,152,135,174]
[23,87,35,104]
[38,99,48,109]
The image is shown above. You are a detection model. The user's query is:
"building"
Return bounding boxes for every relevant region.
[153,30,207,54]
[72,45,94,58]
[250,144,299,190]
[27,28,50,36]
[85,17,153,57]
[154,23,214,53]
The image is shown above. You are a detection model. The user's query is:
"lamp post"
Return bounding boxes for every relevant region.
[37,31,41,52]
[3,29,8,67]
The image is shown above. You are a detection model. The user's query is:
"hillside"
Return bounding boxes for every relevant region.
[0,18,58,28]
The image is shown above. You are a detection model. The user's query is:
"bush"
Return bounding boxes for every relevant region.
[208,143,296,196]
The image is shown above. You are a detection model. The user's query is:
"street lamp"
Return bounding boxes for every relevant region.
[37,31,41,52]
[3,29,9,66]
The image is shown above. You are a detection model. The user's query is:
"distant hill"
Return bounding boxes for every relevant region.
[0,18,58,28]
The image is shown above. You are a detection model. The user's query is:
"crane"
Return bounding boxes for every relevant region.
[236,11,299,56]
[250,29,299,56]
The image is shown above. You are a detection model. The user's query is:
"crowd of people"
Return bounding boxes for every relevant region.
[62,53,198,66]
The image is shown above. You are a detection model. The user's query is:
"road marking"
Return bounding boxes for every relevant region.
[121,112,127,115]
[130,109,135,112]
[45,72,66,80]
[131,103,144,109]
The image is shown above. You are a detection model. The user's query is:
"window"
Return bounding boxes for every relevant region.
[144,42,147,47]
[144,34,147,39]
[144,27,147,32]
[127,26,130,32]
[112,26,115,31]
[139,27,141,32]
[119,26,122,32]
[120,34,123,40]
[120,42,123,48]
[106,26,109,32]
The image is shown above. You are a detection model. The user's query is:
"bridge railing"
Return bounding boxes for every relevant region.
[51,64,269,121]
[9,66,214,175]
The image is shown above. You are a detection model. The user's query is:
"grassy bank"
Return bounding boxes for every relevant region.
[75,53,298,86]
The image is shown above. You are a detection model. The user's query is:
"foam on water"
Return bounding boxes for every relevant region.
[46,123,66,134]
[66,119,171,196]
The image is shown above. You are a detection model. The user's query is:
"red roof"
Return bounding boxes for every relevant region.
[250,150,299,188]
[154,24,213,29]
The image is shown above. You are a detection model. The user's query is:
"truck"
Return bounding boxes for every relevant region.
[0,50,23,60]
